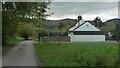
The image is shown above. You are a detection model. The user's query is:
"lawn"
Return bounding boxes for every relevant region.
[35,42,118,66]
[2,37,23,54]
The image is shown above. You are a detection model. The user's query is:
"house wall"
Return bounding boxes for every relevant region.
[70,35,105,42]
[68,21,105,42]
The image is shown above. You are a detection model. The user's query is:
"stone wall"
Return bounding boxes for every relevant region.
[40,36,70,42]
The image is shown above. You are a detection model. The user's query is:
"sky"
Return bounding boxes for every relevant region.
[46,0,119,22]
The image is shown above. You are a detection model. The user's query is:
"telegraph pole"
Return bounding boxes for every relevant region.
[116,21,119,42]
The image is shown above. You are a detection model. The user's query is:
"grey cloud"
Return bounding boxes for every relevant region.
[47,2,118,18]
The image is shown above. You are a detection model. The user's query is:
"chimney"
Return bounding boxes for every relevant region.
[77,15,82,26]
[78,15,82,21]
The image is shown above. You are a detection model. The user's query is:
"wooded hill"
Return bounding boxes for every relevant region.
[43,18,120,36]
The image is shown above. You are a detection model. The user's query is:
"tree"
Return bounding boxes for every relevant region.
[93,17,103,27]
[58,21,64,30]
[18,23,36,40]
[36,28,49,40]
[2,2,51,44]
[99,26,109,34]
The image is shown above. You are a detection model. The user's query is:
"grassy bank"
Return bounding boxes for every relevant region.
[2,37,23,54]
[35,42,118,66]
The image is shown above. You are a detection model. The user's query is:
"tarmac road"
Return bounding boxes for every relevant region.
[3,41,38,66]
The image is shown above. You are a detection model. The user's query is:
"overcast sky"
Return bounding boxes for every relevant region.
[46,0,119,22]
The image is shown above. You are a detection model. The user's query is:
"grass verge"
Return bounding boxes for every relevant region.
[2,37,23,55]
[35,42,118,66]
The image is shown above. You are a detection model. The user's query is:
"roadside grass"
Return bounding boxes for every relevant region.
[2,37,24,54]
[35,42,118,66]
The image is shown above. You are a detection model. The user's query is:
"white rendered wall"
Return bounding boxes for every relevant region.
[70,35,105,42]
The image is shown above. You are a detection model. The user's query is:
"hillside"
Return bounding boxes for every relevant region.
[104,18,120,24]
[45,18,120,29]
[43,18,120,35]
[44,18,76,29]
[99,18,120,34]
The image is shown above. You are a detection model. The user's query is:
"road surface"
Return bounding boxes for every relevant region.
[3,41,38,66]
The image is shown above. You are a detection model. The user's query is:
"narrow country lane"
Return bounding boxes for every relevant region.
[3,41,38,66]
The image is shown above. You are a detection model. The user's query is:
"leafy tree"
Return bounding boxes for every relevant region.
[93,17,103,27]
[58,21,64,30]
[18,23,36,40]
[99,26,109,34]
[101,23,115,33]
[36,28,49,40]
[2,2,51,44]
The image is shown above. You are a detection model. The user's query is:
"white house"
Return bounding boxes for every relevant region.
[68,16,105,42]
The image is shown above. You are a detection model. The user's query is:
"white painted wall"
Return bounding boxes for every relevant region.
[70,35,105,42]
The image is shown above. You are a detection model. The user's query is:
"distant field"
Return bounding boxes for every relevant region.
[35,42,118,66]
